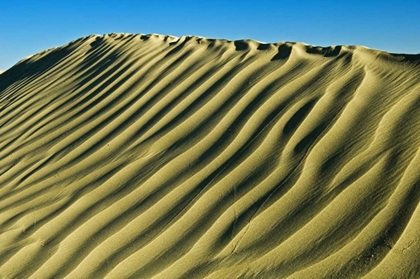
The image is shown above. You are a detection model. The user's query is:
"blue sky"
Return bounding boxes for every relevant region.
[1,0,419,70]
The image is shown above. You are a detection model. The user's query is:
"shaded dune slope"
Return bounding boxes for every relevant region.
[1,33,420,278]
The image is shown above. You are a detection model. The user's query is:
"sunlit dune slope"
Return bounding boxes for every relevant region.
[1,33,420,278]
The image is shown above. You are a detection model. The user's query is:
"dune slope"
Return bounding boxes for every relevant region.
[1,33,420,278]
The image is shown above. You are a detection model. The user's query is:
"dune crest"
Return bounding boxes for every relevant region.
[1,33,420,278]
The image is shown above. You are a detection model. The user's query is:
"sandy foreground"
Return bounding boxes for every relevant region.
[1,33,420,278]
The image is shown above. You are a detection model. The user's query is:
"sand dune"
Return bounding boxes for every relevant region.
[1,33,420,278]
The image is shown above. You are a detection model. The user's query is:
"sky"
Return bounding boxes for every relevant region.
[1,0,419,70]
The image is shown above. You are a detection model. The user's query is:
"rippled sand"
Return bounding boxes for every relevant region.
[1,33,419,278]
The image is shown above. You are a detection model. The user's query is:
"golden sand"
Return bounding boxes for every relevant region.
[1,33,419,278]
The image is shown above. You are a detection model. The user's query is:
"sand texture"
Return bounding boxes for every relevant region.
[1,33,420,278]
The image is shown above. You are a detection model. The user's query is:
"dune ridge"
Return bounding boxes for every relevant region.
[1,33,420,278]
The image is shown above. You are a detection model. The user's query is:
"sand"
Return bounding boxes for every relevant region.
[1,33,420,278]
